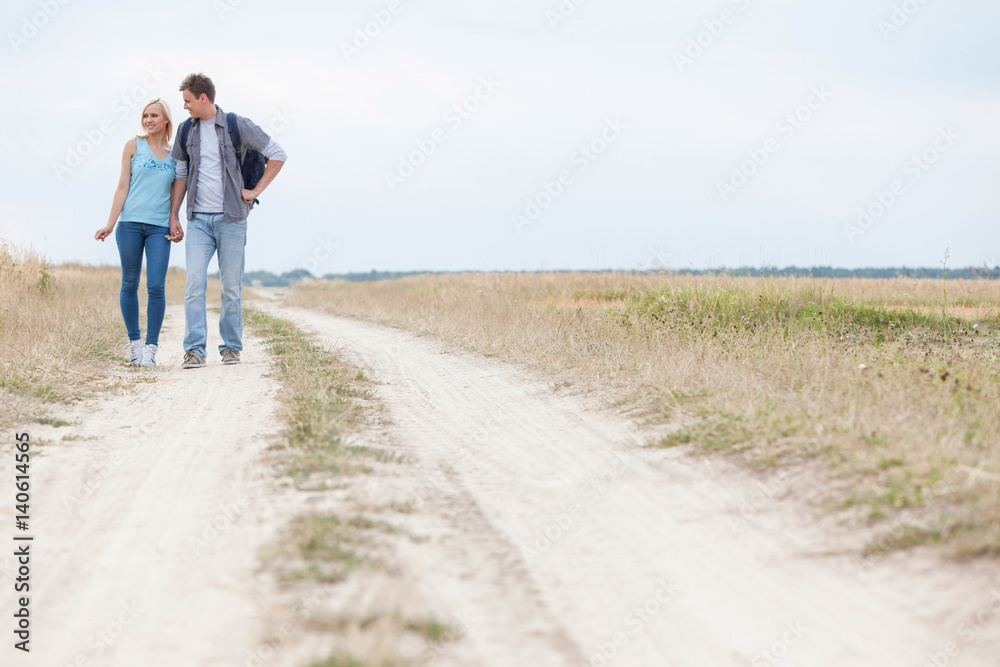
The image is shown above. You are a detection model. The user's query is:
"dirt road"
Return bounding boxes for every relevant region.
[0,307,306,666]
[2,301,999,666]
[266,303,1000,667]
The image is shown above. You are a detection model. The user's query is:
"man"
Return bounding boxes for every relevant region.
[168,73,286,368]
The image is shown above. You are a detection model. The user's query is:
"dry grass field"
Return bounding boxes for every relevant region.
[287,272,1000,557]
[0,244,186,428]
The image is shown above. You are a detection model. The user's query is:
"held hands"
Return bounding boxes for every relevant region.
[165,219,184,243]
[94,224,114,242]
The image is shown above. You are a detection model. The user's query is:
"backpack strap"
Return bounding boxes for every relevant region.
[227,112,242,158]
[178,118,193,161]
[227,111,258,203]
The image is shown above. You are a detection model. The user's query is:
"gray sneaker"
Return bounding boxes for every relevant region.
[128,340,143,366]
[140,343,158,367]
[182,351,206,369]
[221,349,241,365]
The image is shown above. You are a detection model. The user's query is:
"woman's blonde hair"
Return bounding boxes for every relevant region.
[138,97,173,144]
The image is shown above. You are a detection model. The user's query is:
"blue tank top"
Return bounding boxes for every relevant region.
[119,137,177,227]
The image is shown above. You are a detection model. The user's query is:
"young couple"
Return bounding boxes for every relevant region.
[95,73,286,369]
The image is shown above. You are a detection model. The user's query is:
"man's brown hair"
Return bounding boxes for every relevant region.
[179,73,216,103]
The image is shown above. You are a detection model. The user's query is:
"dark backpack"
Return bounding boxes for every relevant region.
[178,112,267,204]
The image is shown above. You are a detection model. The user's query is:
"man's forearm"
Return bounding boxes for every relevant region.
[251,160,284,197]
[169,179,187,221]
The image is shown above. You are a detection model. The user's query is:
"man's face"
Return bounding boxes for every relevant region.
[182,90,211,119]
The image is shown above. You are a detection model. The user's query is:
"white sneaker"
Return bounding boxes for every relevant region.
[128,339,143,365]
[140,343,158,367]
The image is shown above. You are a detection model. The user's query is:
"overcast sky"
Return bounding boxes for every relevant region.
[2,0,998,274]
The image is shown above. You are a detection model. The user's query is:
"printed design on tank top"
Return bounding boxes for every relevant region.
[134,153,175,173]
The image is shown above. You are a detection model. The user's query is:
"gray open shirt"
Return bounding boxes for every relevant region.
[171,105,287,223]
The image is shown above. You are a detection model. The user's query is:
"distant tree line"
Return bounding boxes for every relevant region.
[672,265,1000,280]
[218,265,1000,287]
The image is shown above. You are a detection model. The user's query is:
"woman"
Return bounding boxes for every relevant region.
[95,98,181,367]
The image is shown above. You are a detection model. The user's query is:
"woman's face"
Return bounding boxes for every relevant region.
[142,103,167,136]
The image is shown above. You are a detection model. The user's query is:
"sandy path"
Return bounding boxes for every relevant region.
[264,303,1000,667]
[2,299,999,666]
[0,306,296,666]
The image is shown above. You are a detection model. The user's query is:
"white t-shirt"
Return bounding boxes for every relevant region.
[194,123,224,213]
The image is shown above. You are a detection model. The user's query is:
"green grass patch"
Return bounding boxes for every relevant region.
[36,415,72,426]
[269,510,407,585]
[307,654,387,667]
[404,617,455,643]
[619,282,965,343]
[655,431,693,448]
[0,375,61,402]
[245,308,372,480]
[275,514,367,584]
[651,414,755,455]
[301,611,459,667]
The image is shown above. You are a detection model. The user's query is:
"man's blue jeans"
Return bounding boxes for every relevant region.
[183,213,246,358]
[115,221,171,346]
